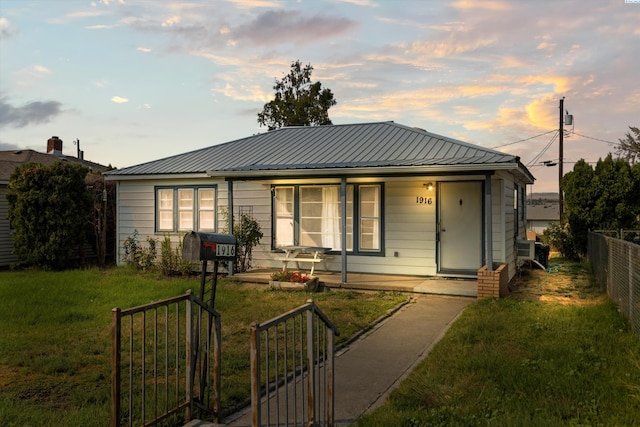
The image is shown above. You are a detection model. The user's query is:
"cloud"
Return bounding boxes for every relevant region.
[161,16,180,27]
[97,0,126,5]
[226,0,282,8]
[335,0,379,6]
[452,0,512,11]
[0,17,18,40]
[14,65,52,87]
[0,98,63,128]
[231,10,357,46]
[86,24,113,29]
[111,96,129,103]
[68,11,109,18]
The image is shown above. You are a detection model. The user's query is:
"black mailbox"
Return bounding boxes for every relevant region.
[182,231,237,262]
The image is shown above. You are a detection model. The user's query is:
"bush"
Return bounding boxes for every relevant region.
[158,234,194,276]
[122,230,157,270]
[6,161,92,270]
[233,212,263,272]
[541,223,580,260]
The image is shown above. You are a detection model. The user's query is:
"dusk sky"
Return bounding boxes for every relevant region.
[1,0,638,192]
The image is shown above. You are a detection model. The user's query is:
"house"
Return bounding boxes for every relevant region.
[0,136,109,267]
[526,203,560,236]
[105,122,534,286]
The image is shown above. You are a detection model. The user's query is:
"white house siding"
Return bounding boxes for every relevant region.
[490,177,506,266]
[251,177,451,276]
[227,180,274,269]
[0,185,19,267]
[114,177,227,265]
[113,173,529,281]
[343,178,437,276]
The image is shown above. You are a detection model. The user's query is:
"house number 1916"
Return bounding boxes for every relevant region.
[416,197,433,204]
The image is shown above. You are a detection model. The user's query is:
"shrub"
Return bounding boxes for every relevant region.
[6,161,92,270]
[541,223,580,260]
[158,234,194,276]
[233,212,263,272]
[122,230,157,270]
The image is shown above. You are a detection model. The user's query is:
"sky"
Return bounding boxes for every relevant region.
[0,0,638,193]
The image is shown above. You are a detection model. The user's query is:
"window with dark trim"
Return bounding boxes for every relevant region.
[272,183,383,255]
[155,186,216,232]
[514,185,519,237]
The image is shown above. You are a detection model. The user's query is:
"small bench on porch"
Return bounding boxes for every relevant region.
[276,246,332,275]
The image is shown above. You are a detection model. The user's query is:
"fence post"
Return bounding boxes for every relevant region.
[307,304,316,426]
[630,248,634,323]
[111,308,121,427]
[185,294,193,421]
[327,325,335,427]
[250,322,260,427]
[213,314,221,423]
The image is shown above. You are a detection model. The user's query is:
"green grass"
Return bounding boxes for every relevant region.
[355,260,640,427]
[0,267,406,426]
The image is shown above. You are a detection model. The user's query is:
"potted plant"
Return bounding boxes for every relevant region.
[269,270,319,292]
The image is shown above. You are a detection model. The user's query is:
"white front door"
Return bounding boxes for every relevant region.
[438,181,483,274]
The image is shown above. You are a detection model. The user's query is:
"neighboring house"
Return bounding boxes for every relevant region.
[0,136,109,267]
[526,203,560,236]
[105,122,534,285]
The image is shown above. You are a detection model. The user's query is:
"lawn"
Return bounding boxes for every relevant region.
[0,267,407,426]
[355,257,640,426]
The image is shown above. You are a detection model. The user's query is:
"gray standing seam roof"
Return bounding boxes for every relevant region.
[106,121,529,177]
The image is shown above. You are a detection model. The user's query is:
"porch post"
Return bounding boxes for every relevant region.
[227,179,234,275]
[485,174,493,271]
[341,177,348,283]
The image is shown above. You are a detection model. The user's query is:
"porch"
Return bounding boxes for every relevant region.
[232,269,478,298]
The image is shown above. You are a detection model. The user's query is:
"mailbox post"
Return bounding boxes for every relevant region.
[182,231,237,310]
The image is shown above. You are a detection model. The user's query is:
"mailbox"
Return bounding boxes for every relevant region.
[182,231,237,262]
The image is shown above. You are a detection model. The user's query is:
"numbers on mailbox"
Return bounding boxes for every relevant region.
[216,244,236,257]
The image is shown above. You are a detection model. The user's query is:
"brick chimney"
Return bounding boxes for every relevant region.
[47,136,63,155]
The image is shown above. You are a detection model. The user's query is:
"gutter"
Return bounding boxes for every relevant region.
[207,163,523,179]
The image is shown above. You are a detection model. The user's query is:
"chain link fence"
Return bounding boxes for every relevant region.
[588,231,640,339]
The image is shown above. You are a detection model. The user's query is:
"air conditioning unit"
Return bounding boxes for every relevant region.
[517,240,535,260]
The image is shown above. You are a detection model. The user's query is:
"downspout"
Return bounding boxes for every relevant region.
[228,179,234,276]
[340,177,348,283]
[485,173,493,271]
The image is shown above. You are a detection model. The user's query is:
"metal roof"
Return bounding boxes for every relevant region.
[106,122,534,182]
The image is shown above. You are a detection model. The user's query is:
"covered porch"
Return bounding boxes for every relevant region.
[232,269,478,298]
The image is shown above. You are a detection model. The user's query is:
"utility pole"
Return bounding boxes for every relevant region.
[558,97,564,222]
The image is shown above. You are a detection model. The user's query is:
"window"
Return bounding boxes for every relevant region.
[272,184,382,254]
[514,185,518,237]
[155,186,216,232]
[359,185,380,251]
[274,187,294,247]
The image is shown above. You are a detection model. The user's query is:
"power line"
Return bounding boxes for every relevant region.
[526,132,559,167]
[568,131,621,146]
[491,129,557,149]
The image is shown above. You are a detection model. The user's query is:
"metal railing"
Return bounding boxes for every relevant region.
[250,299,340,427]
[111,290,221,426]
[588,232,640,339]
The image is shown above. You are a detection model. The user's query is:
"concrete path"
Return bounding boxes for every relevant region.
[223,294,472,426]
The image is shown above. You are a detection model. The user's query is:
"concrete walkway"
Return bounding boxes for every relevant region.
[223,294,472,426]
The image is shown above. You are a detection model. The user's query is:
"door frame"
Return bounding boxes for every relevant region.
[436,180,485,276]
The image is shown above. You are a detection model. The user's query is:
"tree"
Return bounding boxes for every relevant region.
[7,161,92,270]
[85,172,116,268]
[562,154,640,254]
[616,126,640,165]
[257,60,337,130]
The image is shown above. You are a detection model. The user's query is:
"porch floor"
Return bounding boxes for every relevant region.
[232,269,478,298]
